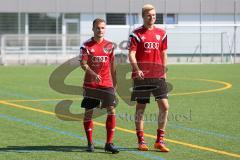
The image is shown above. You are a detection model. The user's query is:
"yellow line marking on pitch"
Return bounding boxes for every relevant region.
[0,101,55,116]
[5,98,80,103]
[1,78,232,103]
[169,78,232,96]
[0,100,239,158]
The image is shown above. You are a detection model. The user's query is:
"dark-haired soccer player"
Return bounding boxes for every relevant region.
[79,18,119,154]
[128,4,170,152]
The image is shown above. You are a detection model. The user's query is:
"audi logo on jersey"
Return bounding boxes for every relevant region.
[144,42,159,49]
[91,56,108,63]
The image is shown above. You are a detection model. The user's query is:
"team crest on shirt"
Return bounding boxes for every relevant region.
[103,47,112,54]
[156,35,161,41]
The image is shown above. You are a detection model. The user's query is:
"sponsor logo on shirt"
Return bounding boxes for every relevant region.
[91,56,108,63]
[144,42,159,49]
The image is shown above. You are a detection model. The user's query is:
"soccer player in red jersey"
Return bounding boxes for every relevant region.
[79,18,119,154]
[128,4,170,152]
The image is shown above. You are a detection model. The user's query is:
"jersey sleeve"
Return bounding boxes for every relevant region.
[79,45,89,61]
[128,32,140,51]
[162,32,168,51]
[109,43,115,62]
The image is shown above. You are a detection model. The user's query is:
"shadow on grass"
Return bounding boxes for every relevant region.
[0,145,104,153]
[118,147,167,153]
[0,146,161,154]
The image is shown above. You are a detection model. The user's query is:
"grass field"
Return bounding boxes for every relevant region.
[0,64,240,160]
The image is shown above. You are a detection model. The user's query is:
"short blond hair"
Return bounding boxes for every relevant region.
[142,4,155,17]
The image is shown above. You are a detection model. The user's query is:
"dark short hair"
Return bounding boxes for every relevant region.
[93,18,106,27]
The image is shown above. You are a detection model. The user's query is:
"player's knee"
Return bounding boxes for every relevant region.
[107,106,115,115]
[157,99,169,111]
[159,103,169,112]
[162,105,169,112]
[84,109,93,119]
[165,103,170,110]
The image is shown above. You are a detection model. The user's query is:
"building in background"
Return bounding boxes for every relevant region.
[0,0,240,65]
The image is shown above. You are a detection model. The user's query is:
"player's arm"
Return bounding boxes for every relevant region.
[128,50,140,71]
[109,46,117,88]
[128,50,144,79]
[162,32,168,79]
[80,60,93,75]
[80,47,101,82]
[162,49,167,79]
[128,32,144,80]
[80,56,101,82]
[110,59,117,88]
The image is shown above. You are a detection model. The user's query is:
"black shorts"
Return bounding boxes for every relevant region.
[81,87,116,109]
[131,78,168,104]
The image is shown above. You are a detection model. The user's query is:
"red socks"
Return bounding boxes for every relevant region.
[84,115,116,144]
[156,129,165,143]
[136,130,145,144]
[106,114,116,144]
[136,129,165,144]
[83,119,93,144]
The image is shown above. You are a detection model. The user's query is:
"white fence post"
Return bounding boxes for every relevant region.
[25,14,29,65]
[0,35,6,65]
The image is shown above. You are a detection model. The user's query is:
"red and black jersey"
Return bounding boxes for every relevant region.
[80,37,114,88]
[128,25,167,78]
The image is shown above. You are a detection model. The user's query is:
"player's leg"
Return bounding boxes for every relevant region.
[157,98,169,130]
[104,106,119,154]
[83,108,94,152]
[154,98,170,152]
[135,102,149,151]
[81,97,100,152]
[106,106,116,144]
[131,79,151,151]
[152,78,170,152]
[101,87,119,154]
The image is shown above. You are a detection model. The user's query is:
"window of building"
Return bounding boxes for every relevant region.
[166,14,178,24]
[0,13,18,34]
[63,13,80,34]
[64,13,80,19]
[29,13,62,34]
[19,13,26,34]
[155,13,164,24]
[106,13,126,25]
[126,13,139,25]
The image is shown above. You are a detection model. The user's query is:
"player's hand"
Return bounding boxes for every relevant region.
[114,84,117,91]
[136,70,144,80]
[95,74,102,83]
[163,73,167,79]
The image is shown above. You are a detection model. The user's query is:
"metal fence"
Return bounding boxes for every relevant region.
[0,0,240,65]
[1,24,239,65]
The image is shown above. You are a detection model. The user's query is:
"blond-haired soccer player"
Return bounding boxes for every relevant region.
[80,18,119,154]
[128,4,170,152]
